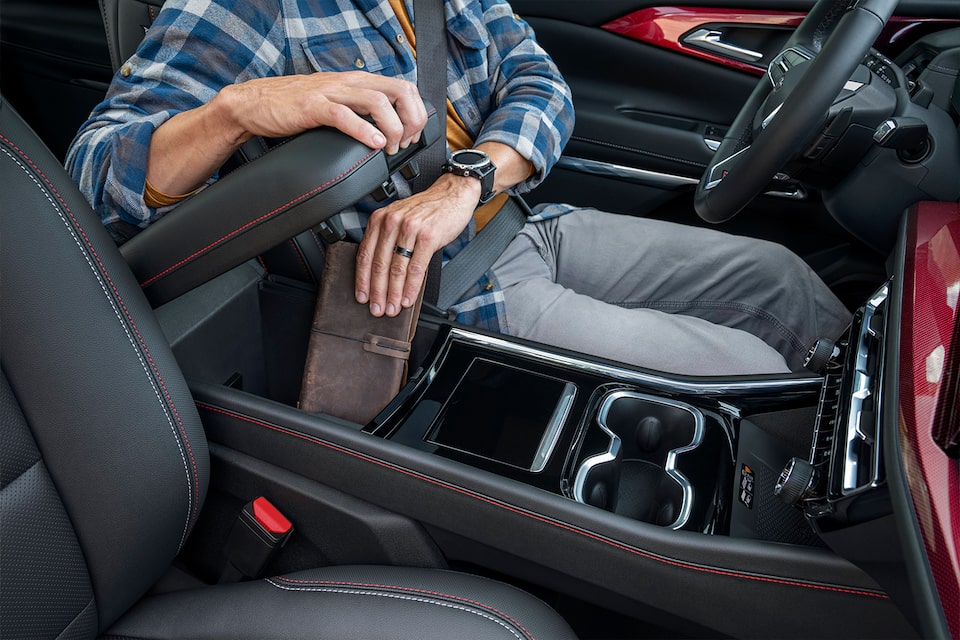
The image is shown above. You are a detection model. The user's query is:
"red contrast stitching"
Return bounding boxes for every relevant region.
[196,403,890,601]
[273,577,534,639]
[1,134,201,534]
[140,151,377,288]
[287,238,315,283]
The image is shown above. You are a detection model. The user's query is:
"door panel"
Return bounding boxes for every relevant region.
[0,0,113,160]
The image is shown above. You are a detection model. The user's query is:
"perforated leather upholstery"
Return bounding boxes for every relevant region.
[0,97,577,639]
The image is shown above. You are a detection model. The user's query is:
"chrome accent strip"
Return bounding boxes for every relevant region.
[841,283,888,493]
[531,382,578,473]
[704,146,751,190]
[446,328,823,397]
[704,138,721,152]
[761,102,784,130]
[572,421,622,509]
[684,28,764,62]
[843,80,865,92]
[556,156,698,191]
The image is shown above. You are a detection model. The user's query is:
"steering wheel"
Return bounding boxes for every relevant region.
[694,0,899,223]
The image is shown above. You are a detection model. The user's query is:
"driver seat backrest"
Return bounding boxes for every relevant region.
[0,95,577,639]
[1,94,210,635]
[98,0,327,285]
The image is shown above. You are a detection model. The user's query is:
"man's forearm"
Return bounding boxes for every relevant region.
[145,91,248,197]
[475,141,534,195]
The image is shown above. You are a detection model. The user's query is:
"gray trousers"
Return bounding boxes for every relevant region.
[490,209,852,376]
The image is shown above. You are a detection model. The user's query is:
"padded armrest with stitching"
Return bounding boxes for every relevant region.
[121,110,442,307]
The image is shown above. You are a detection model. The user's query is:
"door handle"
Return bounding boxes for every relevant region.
[683,29,764,63]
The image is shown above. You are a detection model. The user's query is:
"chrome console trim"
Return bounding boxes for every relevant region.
[445,328,823,397]
[571,420,622,509]
[531,382,578,473]
[574,391,705,530]
[840,283,889,494]
[556,156,699,191]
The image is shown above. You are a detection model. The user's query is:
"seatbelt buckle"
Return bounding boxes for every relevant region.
[316,213,347,243]
[221,497,293,581]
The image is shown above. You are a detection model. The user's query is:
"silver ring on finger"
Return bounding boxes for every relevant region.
[394,245,414,259]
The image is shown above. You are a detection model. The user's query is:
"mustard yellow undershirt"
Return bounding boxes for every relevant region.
[388,0,507,230]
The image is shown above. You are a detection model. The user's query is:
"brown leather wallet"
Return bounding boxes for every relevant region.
[298,241,423,424]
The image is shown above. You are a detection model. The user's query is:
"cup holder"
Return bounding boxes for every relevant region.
[571,391,705,529]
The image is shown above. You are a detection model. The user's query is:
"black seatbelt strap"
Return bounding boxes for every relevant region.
[411,0,528,314]
[436,196,528,310]
[412,0,446,307]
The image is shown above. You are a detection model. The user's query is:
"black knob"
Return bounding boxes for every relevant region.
[803,338,839,374]
[775,458,817,506]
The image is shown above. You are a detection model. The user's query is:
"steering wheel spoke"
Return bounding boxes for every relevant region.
[694,0,899,224]
[703,146,752,191]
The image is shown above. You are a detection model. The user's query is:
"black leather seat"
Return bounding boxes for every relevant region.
[0,97,577,639]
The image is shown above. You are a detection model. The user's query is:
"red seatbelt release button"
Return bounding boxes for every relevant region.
[222,497,294,581]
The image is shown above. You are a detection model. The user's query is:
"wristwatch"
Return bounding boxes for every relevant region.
[441,148,497,204]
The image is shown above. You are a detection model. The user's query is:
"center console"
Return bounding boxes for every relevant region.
[354,277,895,547]
[362,324,835,541]
[156,259,914,638]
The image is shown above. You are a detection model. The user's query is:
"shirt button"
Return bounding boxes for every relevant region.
[354,58,365,69]
[120,64,132,77]
[396,34,405,44]
[484,283,495,291]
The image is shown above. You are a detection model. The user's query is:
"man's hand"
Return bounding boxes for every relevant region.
[146,71,427,197]
[355,141,535,317]
[355,173,481,317]
[218,71,428,155]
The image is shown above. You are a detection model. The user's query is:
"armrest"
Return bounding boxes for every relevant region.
[120,108,442,307]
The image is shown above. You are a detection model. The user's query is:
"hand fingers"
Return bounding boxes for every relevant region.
[363,203,439,318]
[346,74,427,153]
[390,82,428,149]
[388,234,429,315]
[363,207,402,317]
[354,222,379,305]
[320,102,388,151]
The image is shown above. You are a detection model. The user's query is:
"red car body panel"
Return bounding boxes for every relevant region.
[900,202,960,638]
[602,6,960,76]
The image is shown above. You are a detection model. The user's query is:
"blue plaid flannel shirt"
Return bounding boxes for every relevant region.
[66,0,575,332]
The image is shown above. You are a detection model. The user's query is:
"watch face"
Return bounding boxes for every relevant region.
[453,150,488,168]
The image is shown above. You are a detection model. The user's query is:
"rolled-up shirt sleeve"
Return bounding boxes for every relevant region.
[472,1,574,194]
[64,0,287,242]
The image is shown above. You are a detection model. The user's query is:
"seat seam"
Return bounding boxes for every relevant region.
[54,596,97,640]
[197,402,889,600]
[266,578,530,640]
[139,149,379,288]
[1,140,199,549]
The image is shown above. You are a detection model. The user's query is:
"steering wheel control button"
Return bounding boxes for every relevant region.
[774,458,818,506]
[767,47,812,88]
